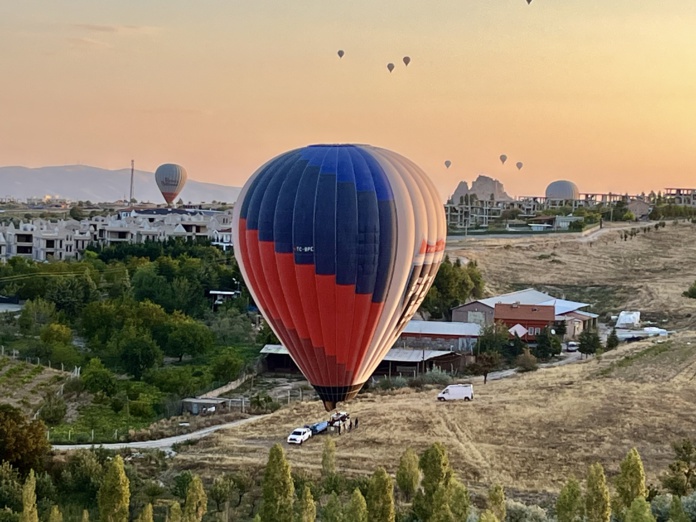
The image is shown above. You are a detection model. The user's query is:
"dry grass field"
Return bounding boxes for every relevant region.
[448,221,696,326]
[174,223,696,500]
[0,356,68,410]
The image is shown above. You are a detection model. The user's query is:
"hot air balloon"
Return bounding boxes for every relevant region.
[527,0,532,4]
[387,63,395,73]
[516,161,524,170]
[500,154,507,165]
[337,50,344,58]
[233,145,446,411]
[155,164,187,205]
[403,56,411,66]
[444,160,451,169]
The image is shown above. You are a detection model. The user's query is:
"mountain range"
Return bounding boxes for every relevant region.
[0,165,241,204]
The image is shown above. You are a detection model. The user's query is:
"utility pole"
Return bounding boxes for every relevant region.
[129,160,135,205]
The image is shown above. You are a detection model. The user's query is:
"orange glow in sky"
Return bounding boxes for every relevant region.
[2,1,696,200]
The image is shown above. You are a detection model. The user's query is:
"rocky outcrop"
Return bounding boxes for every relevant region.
[449,175,512,203]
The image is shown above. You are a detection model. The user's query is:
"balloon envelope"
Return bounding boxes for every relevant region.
[155,164,187,205]
[516,162,524,170]
[337,50,344,58]
[500,154,507,165]
[387,63,395,72]
[403,56,411,66]
[444,160,451,168]
[233,145,446,411]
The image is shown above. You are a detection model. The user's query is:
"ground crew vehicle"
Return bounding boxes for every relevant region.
[437,384,474,401]
[287,427,312,445]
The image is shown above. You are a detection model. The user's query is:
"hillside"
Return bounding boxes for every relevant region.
[448,221,696,328]
[0,165,241,204]
[0,356,69,411]
[174,335,696,499]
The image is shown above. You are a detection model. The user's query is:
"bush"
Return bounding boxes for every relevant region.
[505,499,548,522]
[38,394,67,426]
[516,349,538,372]
[409,368,452,388]
[650,494,672,522]
[377,377,409,391]
[683,492,696,522]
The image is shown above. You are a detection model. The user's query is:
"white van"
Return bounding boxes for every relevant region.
[437,384,474,402]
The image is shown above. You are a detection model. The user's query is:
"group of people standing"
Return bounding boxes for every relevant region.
[336,416,358,435]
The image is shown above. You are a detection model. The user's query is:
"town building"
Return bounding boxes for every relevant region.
[493,303,555,342]
[0,207,235,263]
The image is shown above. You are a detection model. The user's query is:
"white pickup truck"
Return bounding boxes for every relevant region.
[437,384,474,402]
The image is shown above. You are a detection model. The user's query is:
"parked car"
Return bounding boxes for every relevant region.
[329,411,350,426]
[566,341,579,352]
[437,384,474,402]
[287,427,312,445]
[305,421,329,435]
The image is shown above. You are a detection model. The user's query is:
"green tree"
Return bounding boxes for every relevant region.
[488,483,506,522]
[260,444,294,522]
[624,498,654,522]
[135,504,152,522]
[48,506,63,522]
[69,206,85,221]
[472,351,502,384]
[169,502,182,522]
[112,325,162,379]
[396,448,420,500]
[579,330,602,358]
[164,315,215,361]
[182,475,207,522]
[448,479,471,521]
[18,299,56,335]
[44,275,98,320]
[296,485,316,522]
[420,257,484,320]
[322,493,343,522]
[534,326,562,360]
[585,463,611,522]
[660,439,696,496]
[606,329,620,351]
[0,462,23,513]
[209,475,234,512]
[479,510,499,522]
[615,448,648,516]
[40,324,72,346]
[516,348,538,372]
[556,477,584,522]
[38,393,67,426]
[210,352,243,383]
[367,468,395,522]
[430,488,456,522]
[97,455,130,522]
[343,489,367,522]
[321,438,337,479]
[0,405,50,475]
[172,471,194,500]
[20,470,38,522]
[668,496,689,522]
[414,442,452,521]
[82,359,117,397]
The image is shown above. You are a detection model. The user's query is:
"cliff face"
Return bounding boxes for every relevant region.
[449,175,512,203]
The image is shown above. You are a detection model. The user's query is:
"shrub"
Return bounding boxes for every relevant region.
[506,500,548,522]
[377,377,409,391]
[683,492,696,522]
[409,368,452,388]
[650,495,671,522]
[516,349,538,372]
[38,394,67,426]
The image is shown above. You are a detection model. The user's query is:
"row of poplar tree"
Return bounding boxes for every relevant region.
[7,441,694,522]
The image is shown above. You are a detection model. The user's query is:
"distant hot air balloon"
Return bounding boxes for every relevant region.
[403,56,411,66]
[516,162,524,170]
[527,0,532,4]
[387,63,395,73]
[337,50,344,58]
[233,144,446,411]
[444,160,451,169]
[500,154,507,165]
[155,164,187,205]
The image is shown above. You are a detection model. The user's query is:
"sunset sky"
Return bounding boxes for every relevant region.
[2,0,696,201]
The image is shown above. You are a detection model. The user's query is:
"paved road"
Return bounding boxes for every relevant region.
[52,415,264,452]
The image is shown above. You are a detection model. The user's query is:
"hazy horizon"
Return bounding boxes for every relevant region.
[2,1,696,201]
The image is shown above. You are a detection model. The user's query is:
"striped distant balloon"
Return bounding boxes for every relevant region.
[233,144,446,411]
[155,164,187,205]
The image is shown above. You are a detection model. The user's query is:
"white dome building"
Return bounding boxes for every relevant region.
[545,180,580,200]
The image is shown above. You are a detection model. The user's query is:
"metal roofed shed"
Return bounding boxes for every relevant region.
[398,321,481,353]
[401,321,481,337]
